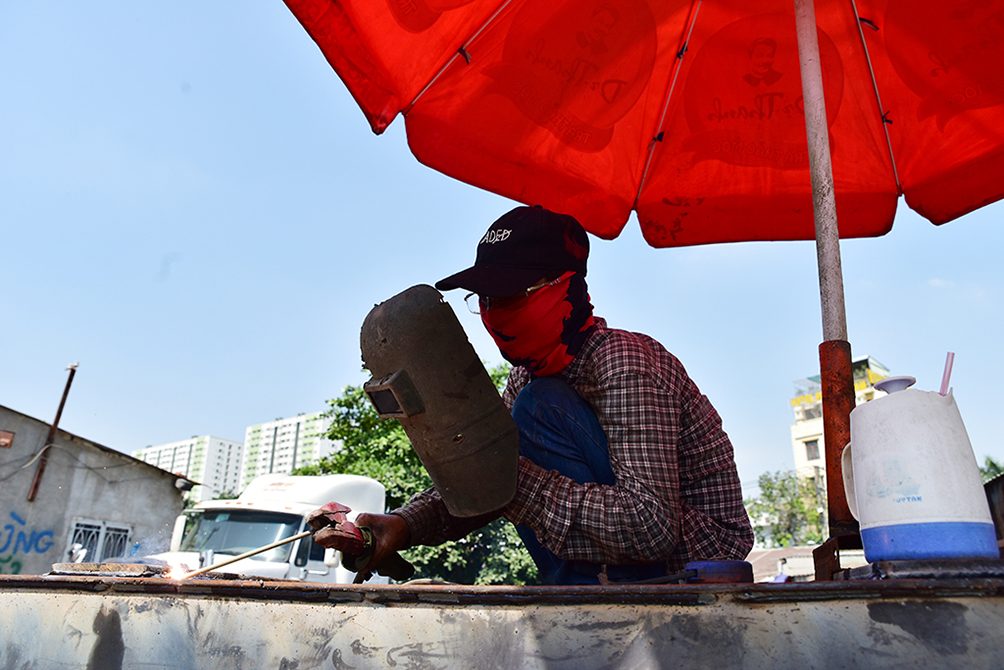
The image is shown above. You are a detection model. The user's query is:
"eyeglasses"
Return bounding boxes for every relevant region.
[464,276,561,315]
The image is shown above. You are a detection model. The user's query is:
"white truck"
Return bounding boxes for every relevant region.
[148,473,388,584]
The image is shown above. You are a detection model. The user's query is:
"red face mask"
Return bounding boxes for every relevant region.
[481,271,595,376]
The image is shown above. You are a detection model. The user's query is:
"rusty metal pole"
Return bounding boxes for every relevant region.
[793,0,858,539]
[27,362,78,502]
[818,341,858,535]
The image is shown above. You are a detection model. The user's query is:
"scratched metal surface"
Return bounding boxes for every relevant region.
[1,575,1003,669]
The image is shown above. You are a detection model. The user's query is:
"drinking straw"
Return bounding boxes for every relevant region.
[940,351,955,396]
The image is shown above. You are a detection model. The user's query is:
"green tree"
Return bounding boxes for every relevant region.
[295,362,540,585]
[744,470,824,548]
[980,455,1004,482]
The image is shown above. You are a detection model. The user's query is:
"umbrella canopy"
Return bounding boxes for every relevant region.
[283,0,1004,246]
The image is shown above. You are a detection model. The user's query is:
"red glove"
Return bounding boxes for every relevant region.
[305,502,366,555]
[306,502,415,583]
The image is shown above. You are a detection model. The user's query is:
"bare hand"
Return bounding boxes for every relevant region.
[354,512,411,573]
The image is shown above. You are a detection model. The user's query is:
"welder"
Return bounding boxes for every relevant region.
[314,205,754,585]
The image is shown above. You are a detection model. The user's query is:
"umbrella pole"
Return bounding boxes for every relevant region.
[793,0,860,547]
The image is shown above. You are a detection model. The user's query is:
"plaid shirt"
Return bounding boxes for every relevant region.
[394,318,754,570]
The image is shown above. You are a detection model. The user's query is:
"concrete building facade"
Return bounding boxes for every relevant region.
[239,412,335,490]
[132,436,243,502]
[0,404,190,576]
[789,356,891,487]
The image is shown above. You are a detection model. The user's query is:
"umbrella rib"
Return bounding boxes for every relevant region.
[847,0,903,194]
[633,0,703,210]
[404,0,515,115]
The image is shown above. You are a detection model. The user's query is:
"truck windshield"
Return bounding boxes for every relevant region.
[179,510,302,562]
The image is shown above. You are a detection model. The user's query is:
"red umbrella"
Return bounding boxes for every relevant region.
[282,0,1004,241]
[281,0,1004,548]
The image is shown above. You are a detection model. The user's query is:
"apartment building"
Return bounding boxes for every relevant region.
[133,435,243,502]
[238,412,335,490]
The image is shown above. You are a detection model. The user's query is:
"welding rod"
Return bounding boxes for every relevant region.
[179,529,314,580]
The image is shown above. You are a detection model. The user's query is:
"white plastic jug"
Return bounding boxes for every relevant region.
[842,376,998,562]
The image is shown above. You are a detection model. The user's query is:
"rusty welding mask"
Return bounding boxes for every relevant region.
[361,285,519,518]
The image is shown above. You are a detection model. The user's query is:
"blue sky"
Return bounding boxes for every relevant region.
[3,3,1002,498]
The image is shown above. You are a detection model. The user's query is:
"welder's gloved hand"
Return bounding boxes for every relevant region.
[306,502,366,555]
[306,504,415,583]
[354,512,412,574]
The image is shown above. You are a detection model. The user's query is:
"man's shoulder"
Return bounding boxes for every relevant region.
[581,320,678,377]
[588,320,670,357]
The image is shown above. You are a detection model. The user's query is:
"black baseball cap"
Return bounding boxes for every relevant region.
[435,206,590,297]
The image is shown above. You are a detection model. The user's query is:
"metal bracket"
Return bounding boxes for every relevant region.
[813,533,863,581]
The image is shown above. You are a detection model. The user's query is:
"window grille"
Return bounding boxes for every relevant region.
[102,526,131,560]
[67,520,132,563]
[68,523,102,562]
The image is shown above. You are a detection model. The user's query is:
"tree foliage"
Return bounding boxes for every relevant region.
[295,362,540,585]
[980,455,1004,483]
[744,470,824,548]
